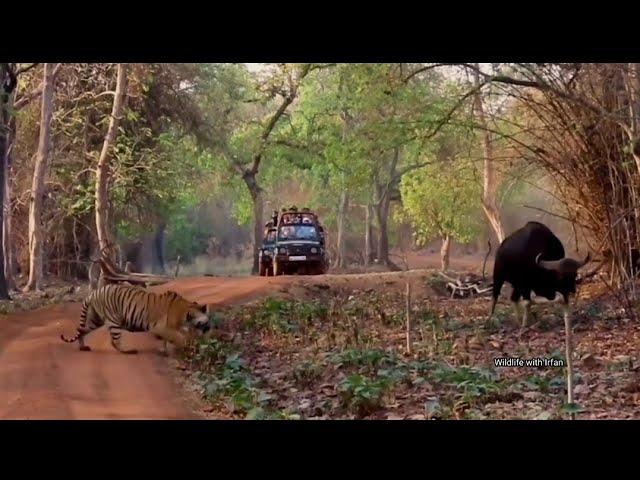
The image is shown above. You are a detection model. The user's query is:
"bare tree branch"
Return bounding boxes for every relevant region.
[14,64,63,111]
[402,63,449,84]
[248,64,312,175]
[15,63,39,75]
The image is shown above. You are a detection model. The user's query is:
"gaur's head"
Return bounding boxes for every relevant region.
[535,252,591,294]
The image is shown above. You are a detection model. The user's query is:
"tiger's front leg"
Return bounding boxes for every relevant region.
[149,326,187,356]
[107,323,138,354]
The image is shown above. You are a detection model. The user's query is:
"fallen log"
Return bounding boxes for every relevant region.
[97,254,171,288]
[439,271,493,298]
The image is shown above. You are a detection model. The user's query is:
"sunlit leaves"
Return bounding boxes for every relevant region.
[399,155,482,245]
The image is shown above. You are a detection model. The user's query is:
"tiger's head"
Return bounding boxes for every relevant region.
[186,302,211,333]
[165,291,211,333]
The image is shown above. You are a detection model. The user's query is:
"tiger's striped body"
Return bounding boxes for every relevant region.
[61,284,210,355]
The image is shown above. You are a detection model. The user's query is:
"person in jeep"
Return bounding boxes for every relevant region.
[258,228,277,276]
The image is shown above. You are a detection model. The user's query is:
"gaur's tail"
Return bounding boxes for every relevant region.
[482,240,492,281]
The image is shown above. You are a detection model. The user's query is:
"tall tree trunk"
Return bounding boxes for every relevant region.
[153,220,166,274]
[376,194,391,266]
[243,172,263,275]
[364,203,374,267]
[0,132,8,299]
[0,65,14,299]
[96,63,128,260]
[251,189,263,276]
[440,234,451,272]
[24,63,57,292]
[335,190,349,268]
[473,66,505,244]
[3,143,16,290]
[374,148,401,269]
[2,94,16,291]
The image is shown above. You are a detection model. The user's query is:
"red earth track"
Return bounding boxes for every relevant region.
[0,275,288,420]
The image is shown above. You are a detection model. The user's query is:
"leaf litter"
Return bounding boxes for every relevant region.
[178,272,640,420]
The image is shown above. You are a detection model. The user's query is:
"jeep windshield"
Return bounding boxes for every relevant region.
[278,225,319,241]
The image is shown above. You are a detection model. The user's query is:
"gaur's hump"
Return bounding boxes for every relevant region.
[522,221,556,234]
[524,221,550,229]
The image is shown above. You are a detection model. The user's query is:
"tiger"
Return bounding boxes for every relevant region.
[61,284,210,355]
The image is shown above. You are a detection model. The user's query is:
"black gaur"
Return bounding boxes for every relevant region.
[489,221,590,327]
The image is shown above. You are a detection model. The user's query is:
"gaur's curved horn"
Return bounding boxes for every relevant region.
[577,252,591,269]
[535,253,563,272]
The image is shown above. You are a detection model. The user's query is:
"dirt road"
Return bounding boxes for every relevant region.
[0,276,286,420]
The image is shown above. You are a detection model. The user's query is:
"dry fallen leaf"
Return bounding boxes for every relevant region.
[573,384,589,395]
[621,381,640,393]
[581,353,601,369]
[386,414,404,420]
[407,414,426,420]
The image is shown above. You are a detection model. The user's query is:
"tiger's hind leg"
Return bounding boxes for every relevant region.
[158,340,170,357]
[77,305,103,351]
[107,323,138,354]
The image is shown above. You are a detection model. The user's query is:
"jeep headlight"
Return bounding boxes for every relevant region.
[310,247,318,254]
[279,247,287,254]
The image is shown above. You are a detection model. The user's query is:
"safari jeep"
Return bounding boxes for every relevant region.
[272,208,328,276]
[259,227,277,276]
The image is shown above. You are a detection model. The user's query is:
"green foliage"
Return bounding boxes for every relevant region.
[398,156,482,245]
[277,64,470,235]
[560,402,586,416]
[13,63,535,282]
[202,355,261,414]
[331,348,398,371]
[431,364,503,403]
[521,373,565,394]
[249,297,329,334]
[190,337,231,371]
[191,337,273,416]
[338,374,392,416]
[291,360,325,387]
[49,65,222,233]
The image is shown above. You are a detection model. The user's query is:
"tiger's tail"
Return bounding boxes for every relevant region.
[61,296,91,343]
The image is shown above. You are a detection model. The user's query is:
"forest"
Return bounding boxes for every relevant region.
[2,63,640,420]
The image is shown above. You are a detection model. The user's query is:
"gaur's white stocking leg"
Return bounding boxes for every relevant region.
[511,301,521,325]
[562,297,575,417]
[521,299,532,328]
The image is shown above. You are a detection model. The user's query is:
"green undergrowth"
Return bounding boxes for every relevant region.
[181,287,616,419]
